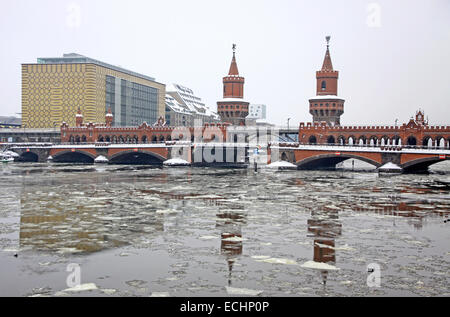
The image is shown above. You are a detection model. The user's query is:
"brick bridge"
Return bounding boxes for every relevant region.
[274,143,449,172]
[9,143,174,164]
[7,141,450,173]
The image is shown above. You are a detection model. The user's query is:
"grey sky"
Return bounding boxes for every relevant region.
[1,0,449,126]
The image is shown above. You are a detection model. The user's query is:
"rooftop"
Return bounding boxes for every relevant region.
[35,53,156,82]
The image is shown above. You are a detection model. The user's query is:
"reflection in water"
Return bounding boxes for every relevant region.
[1,162,449,296]
[217,208,246,286]
[307,207,342,285]
[19,185,165,253]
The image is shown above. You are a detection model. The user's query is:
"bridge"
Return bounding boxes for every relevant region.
[7,142,175,164]
[5,140,450,173]
[273,143,450,172]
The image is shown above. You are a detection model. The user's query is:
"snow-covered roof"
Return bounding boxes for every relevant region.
[309,95,345,101]
[217,98,250,103]
[166,83,219,119]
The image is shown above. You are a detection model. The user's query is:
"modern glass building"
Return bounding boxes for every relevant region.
[22,53,165,128]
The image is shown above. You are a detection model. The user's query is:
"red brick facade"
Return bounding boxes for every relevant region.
[299,111,450,148]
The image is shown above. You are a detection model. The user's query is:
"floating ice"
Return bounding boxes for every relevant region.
[64,283,98,292]
[199,236,218,240]
[257,258,298,265]
[251,255,271,260]
[301,261,340,271]
[225,286,263,296]
[100,288,117,295]
[150,292,170,297]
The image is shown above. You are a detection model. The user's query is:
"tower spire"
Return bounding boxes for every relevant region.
[321,36,334,71]
[228,44,239,76]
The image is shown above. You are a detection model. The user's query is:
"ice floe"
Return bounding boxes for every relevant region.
[64,283,98,292]
[301,261,340,271]
[256,257,298,265]
[150,292,170,297]
[225,286,263,296]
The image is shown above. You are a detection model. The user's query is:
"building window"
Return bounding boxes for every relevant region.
[321,81,326,90]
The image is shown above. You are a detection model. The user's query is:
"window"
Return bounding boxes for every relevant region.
[321,80,326,90]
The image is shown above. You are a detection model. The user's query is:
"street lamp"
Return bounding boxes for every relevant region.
[287,118,291,130]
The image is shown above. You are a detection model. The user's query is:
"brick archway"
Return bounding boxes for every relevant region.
[52,150,96,163]
[296,153,381,169]
[109,150,166,163]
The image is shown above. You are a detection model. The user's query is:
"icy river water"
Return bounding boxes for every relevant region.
[0,161,449,297]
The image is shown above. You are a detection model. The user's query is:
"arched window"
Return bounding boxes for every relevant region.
[406,136,417,146]
[321,80,326,90]
[327,136,335,144]
[309,135,317,144]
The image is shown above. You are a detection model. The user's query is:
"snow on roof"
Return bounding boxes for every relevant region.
[166,83,219,119]
[309,95,345,101]
[266,161,297,168]
[217,98,250,103]
[163,158,190,166]
[94,155,109,163]
[378,162,402,170]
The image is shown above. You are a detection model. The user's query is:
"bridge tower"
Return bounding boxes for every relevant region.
[309,36,345,126]
[217,44,250,126]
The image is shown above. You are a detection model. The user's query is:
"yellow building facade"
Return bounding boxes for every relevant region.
[22,55,165,128]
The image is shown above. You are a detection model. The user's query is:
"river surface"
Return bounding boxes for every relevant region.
[0,161,449,297]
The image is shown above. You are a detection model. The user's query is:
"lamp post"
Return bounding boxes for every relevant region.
[287,118,291,130]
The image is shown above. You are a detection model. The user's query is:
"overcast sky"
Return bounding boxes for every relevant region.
[1,0,449,126]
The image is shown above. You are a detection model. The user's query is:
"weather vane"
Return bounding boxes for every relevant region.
[326,36,331,48]
[232,44,236,53]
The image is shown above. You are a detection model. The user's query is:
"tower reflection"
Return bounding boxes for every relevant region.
[307,207,342,285]
[216,208,246,286]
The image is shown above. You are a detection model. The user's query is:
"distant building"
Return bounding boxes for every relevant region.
[0,116,21,128]
[247,104,267,120]
[165,83,219,126]
[22,53,165,128]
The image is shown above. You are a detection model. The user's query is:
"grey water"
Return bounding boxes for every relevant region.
[0,160,449,297]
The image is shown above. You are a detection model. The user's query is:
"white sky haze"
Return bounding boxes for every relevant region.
[1,0,449,126]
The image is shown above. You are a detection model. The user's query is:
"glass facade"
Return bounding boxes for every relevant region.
[105,76,159,126]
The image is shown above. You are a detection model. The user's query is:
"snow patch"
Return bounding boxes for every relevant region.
[266,160,297,169]
[64,283,98,292]
[225,286,263,296]
[94,155,109,163]
[163,158,190,166]
[301,261,340,271]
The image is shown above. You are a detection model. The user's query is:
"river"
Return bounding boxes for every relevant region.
[0,161,449,296]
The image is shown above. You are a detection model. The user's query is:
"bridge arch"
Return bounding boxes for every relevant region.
[296,153,381,170]
[109,150,165,165]
[19,151,39,162]
[52,150,96,163]
[402,157,448,173]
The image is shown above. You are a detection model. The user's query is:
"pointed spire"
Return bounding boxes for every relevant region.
[321,36,334,71]
[228,44,239,75]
